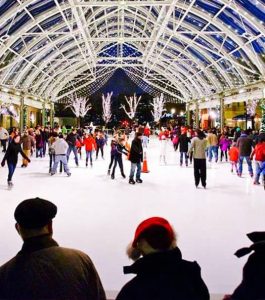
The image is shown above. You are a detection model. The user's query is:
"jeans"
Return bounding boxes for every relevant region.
[180,152,188,166]
[86,151,93,165]
[52,155,70,174]
[36,147,43,158]
[193,158,206,187]
[49,153,55,171]
[67,145,79,165]
[254,161,265,183]
[7,162,16,182]
[238,156,253,175]
[208,145,218,162]
[129,162,141,180]
[43,142,47,157]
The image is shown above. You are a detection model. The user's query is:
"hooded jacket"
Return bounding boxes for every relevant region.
[116,248,209,300]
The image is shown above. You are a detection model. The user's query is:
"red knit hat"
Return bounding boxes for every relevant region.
[132,217,174,248]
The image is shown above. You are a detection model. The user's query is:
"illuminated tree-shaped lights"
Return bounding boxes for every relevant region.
[151,93,166,122]
[121,93,142,120]
[66,96,91,127]
[102,92,113,124]
[246,99,258,117]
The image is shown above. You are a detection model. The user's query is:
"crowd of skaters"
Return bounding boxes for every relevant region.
[0,123,265,188]
[0,197,264,299]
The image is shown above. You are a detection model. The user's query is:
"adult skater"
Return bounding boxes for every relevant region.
[66,128,79,167]
[128,132,143,184]
[116,217,209,300]
[96,131,106,160]
[21,130,35,168]
[108,134,118,175]
[188,129,207,188]
[111,137,128,179]
[1,135,31,187]
[0,197,106,300]
[178,128,190,167]
[158,127,170,164]
[51,133,71,177]
[236,130,253,177]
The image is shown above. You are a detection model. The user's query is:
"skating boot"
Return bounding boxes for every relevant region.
[107,169,110,175]
[121,173,126,178]
[129,178,135,184]
[8,181,13,189]
[136,178,143,183]
[111,174,115,179]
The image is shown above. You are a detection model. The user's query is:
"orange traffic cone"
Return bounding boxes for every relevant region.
[142,151,150,173]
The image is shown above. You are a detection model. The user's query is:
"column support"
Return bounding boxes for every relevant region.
[49,102,54,128]
[186,102,190,126]
[195,101,199,129]
[19,94,25,133]
[220,96,225,129]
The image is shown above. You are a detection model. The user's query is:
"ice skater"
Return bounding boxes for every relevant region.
[111,138,128,179]
[1,135,31,187]
[51,133,71,177]
[228,142,239,174]
[159,127,170,164]
[83,133,97,167]
[129,132,143,184]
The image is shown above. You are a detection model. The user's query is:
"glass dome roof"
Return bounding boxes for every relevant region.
[0,0,264,101]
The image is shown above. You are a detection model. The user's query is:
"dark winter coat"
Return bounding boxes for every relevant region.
[66,132,79,146]
[178,134,190,152]
[129,138,143,163]
[236,134,253,156]
[35,134,43,148]
[0,234,106,300]
[231,232,265,300]
[1,141,30,165]
[96,137,105,148]
[116,248,210,300]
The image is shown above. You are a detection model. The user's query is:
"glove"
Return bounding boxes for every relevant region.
[1,161,5,167]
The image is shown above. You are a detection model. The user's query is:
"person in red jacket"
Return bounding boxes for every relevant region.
[250,139,265,185]
[83,133,97,167]
[229,142,239,174]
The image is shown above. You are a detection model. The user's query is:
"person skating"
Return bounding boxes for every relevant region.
[229,142,239,174]
[1,135,31,187]
[96,131,106,160]
[20,130,35,168]
[128,132,143,184]
[236,130,253,177]
[111,138,129,179]
[188,130,207,188]
[158,127,170,164]
[108,134,118,175]
[66,128,80,166]
[177,129,190,167]
[51,133,71,177]
[83,133,97,167]
[250,138,265,186]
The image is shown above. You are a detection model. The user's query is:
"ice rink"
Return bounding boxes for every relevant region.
[0,136,264,299]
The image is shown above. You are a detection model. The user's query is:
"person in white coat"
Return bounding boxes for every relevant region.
[51,133,71,176]
[0,126,9,152]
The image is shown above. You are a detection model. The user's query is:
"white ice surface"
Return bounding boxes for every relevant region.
[0,136,264,298]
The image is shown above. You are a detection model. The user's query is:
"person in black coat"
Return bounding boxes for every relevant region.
[116,217,210,300]
[128,132,143,184]
[223,232,265,300]
[178,132,190,166]
[1,135,30,187]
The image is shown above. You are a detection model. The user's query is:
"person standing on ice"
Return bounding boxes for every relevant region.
[66,128,80,167]
[51,133,71,177]
[1,135,31,187]
[188,129,207,189]
[111,137,128,179]
[158,127,170,164]
[128,132,143,184]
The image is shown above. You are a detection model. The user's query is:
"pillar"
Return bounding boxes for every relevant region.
[19,95,24,133]
[49,102,54,128]
[195,101,199,129]
[220,97,225,130]
[186,102,190,126]
[42,101,46,126]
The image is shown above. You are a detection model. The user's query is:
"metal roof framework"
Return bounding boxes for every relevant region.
[0,0,265,102]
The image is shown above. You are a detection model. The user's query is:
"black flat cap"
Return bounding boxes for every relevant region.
[14,197,57,229]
